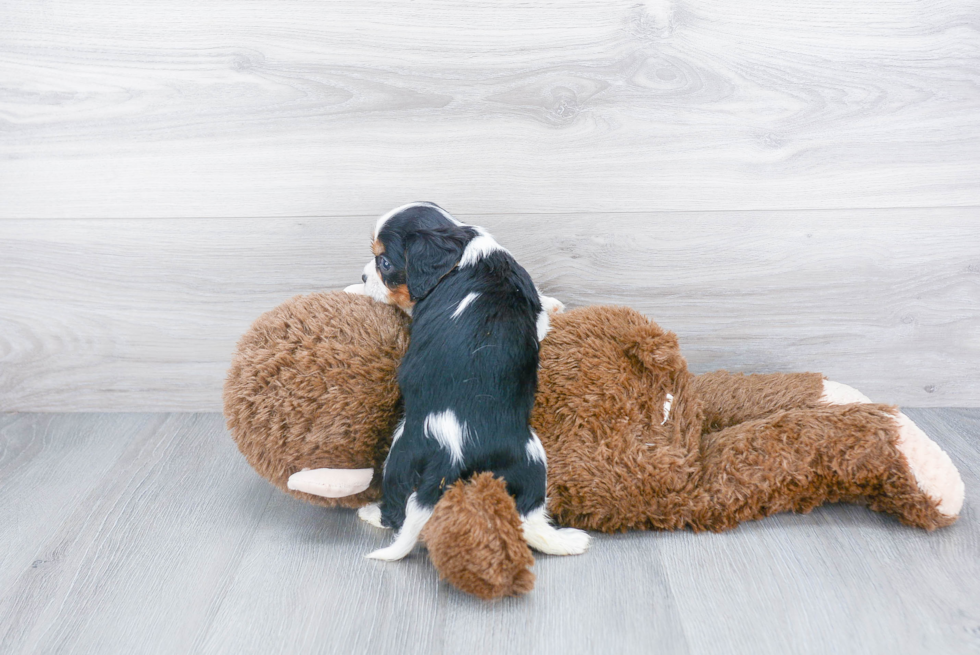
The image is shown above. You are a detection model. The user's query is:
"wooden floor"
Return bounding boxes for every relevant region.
[1,410,977,654]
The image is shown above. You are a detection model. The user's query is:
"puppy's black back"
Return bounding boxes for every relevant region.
[381,246,546,528]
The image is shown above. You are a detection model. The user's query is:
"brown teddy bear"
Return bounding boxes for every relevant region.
[223,291,964,600]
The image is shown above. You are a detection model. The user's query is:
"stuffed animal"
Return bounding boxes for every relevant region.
[223,291,964,599]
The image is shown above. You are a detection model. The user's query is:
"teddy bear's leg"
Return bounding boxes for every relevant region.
[692,371,826,432]
[695,403,963,532]
[819,380,964,518]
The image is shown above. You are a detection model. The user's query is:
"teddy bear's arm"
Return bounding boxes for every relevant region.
[286,468,374,498]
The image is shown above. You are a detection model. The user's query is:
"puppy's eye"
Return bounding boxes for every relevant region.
[378,256,391,272]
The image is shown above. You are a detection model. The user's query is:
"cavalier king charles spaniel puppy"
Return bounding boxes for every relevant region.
[345,202,589,560]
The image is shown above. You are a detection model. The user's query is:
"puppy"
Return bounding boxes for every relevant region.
[348,202,588,561]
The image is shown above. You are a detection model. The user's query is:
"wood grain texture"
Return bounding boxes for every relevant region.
[0,414,141,596]
[2,0,979,218]
[2,209,978,411]
[0,414,275,654]
[0,411,977,654]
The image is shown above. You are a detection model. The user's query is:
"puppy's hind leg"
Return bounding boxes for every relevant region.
[509,439,588,556]
[366,493,434,561]
[521,505,590,556]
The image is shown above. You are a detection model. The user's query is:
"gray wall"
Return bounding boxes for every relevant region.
[2,0,978,410]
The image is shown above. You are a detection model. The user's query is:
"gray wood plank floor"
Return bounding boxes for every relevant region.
[1,411,977,654]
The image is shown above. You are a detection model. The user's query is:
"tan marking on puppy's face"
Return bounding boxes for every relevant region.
[372,239,385,257]
[389,283,415,312]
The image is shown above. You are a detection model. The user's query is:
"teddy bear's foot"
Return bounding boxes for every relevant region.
[893,412,965,518]
[820,380,964,519]
[819,379,873,405]
[521,507,591,556]
[286,467,374,498]
[357,503,387,528]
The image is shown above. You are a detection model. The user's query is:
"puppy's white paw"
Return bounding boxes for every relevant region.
[344,283,366,295]
[539,294,566,315]
[357,503,386,529]
[542,527,591,556]
[894,412,965,517]
[522,508,590,556]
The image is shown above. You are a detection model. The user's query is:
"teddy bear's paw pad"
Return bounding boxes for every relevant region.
[287,468,374,498]
[522,509,590,556]
[894,412,965,517]
[820,380,873,405]
[357,503,387,528]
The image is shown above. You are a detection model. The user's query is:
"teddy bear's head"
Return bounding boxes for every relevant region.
[224,292,410,508]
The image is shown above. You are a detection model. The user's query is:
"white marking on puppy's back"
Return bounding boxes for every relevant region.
[423,410,467,467]
[365,493,433,560]
[451,292,480,320]
[526,431,547,464]
[459,228,509,267]
[521,505,590,556]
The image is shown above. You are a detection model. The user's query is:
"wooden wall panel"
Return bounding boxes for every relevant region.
[2,0,979,218]
[1,209,977,411]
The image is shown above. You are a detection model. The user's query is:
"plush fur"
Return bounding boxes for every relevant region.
[224,292,409,508]
[224,292,964,598]
[422,472,536,600]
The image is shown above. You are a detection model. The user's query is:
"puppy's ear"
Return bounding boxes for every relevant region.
[405,228,465,301]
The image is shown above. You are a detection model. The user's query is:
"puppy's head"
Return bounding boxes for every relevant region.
[361,202,469,314]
